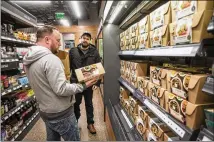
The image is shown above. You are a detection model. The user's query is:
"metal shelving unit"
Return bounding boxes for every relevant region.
[118,77,199,141]
[1,36,35,45]
[197,127,214,141]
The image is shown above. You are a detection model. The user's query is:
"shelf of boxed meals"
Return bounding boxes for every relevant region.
[119,86,180,141]
[119,1,214,55]
[137,65,214,131]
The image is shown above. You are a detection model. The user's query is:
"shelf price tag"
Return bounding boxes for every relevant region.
[121,109,133,129]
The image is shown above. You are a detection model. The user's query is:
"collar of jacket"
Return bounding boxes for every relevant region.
[77,44,96,54]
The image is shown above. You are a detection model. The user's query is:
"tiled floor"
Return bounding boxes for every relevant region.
[23,87,108,141]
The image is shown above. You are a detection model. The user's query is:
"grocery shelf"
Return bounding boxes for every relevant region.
[114,103,143,141]
[118,77,197,141]
[1,84,23,96]
[119,39,214,57]
[1,59,19,71]
[2,1,37,27]
[1,58,19,63]
[1,95,36,123]
[9,111,39,141]
[202,76,214,96]
[197,127,214,141]
[1,36,35,46]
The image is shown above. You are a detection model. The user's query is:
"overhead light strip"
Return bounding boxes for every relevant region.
[103,1,113,22]
[108,1,127,24]
[71,1,81,18]
[11,1,51,4]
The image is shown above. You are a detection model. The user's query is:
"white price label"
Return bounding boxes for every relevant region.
[5,116,9,120]
[15,134,18,139]
[202,136,211,141]
[19,131,22,134]
[23,126,26,129]
[2,92,6,95]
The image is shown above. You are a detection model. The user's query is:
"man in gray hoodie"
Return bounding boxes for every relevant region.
[23,25,96,141]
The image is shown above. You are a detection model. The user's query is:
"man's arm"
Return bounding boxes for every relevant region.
[44,55,86,96]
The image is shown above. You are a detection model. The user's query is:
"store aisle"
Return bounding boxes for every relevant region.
[23,87,108,141]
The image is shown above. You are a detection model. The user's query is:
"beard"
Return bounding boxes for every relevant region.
[50,43,59,54]
[82,42,89,48]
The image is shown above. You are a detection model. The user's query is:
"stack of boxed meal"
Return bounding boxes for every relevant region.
[136,65,214,131]
[136,104,180,141]
[120,32,126,51]
[170,1,214,45]
[119,1,214,50]
[120,60,148,86]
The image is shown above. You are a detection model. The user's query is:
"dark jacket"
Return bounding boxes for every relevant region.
[69,44,101,85]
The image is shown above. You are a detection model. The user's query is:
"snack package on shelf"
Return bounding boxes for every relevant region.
[150,25,170,47]
[165,91,214,130]
[119,86,130,107]
[137,76,149,97]
[150,1,171,31]
[131,23,139,38]
[139,32,150,49]
[129,106,138,122]
[124,100,131,114]
[169,10,214,45]
[131,36,139,50]
[130,62,148,77]
[139,15,150,34]
[150,66,168,89]
[164,131,180,141]
[138,105,153,128]
[120,66,126,79]
[18,77,29,86]
[171,1,214,22]
[75,62,105,83]
[135,117,148,140]
[167,70,214,104]
[148,116,171,141]
[125,70,131,83]
[149,82,166,109]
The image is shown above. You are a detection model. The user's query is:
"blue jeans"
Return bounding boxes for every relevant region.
[43,113,80,141]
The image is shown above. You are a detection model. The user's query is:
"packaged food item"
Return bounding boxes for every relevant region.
[148,117,171,141]
[167,70,214,104]
[165,91,214,130]
[169,10,214,45]
[131,23,139,38]
[164,131,180,141]
[150,25,169,47]
[139,32,150,49]
[136,117,148,140]
[204,109,214,121]
[137,77,149,97]
[75,63,105,83]
[138,105,153,127]
[124,100,131,114]
[171,1,214,21]
[150,66,167,89]
[150,1,171,30]
[139,15,150,34]
[149,82,166,109]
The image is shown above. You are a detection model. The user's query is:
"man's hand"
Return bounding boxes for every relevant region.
[85,79,98,88]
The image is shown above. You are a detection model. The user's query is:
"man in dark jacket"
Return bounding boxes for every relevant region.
[69,32,101,134]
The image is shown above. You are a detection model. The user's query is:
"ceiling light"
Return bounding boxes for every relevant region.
[108,1,127,24]
[71,1,81,18]
[103,1,113,22]
[60,19,70,27]
[11,1,51,4]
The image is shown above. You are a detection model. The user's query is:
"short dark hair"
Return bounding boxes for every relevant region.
[36,25,58,42]
[81,32,91,39]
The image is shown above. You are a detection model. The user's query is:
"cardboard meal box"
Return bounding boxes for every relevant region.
[130,62,148,77]
[139,15,150,34]
[124,100,131,114]
[120,67,126,79]
[150,66,168,89]
[75,62,105,83]
[137,76,150,97]
[56,50,70,78]
[130,71,138,88]
[120,32,125,39]
[150,1,171,31]
[125,70,131,83]
[120,40,125,50]
[148,117,171,141]
[131,37,139,50]
[125,61,131,70]
[171,1,214,22]
[165,91,214,130]
[149,82,166,109]
[150,25,170,47]
[120,60,126,67]
[125,27,131,40]
[167,70,214,104]
[164,131,180,141]
[136,117,148,140]
[138,105,153,128]
[139,32,150,49]
[131,23,139,38]
[129,106,138,122]
[147,129,158,141]
[169,10,214,45]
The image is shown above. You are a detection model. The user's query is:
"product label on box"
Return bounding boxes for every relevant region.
[172,87,187,99]
[81,64,99,80]
[169,71,191,99]
[149,118,162,137]
[151,28,162,47]
[150,85,161,105]
[177,1,197,20]
[168,93,187,123]
[151,67,162,86]
[174,17,193,44]
[152,79,160,86]
[139,33,148,49]
[139,17,147,34]
[151,7,165,30]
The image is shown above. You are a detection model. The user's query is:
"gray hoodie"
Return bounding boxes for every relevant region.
[23,45,84,118]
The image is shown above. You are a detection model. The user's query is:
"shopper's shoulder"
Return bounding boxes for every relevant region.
[43,54,61,63]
